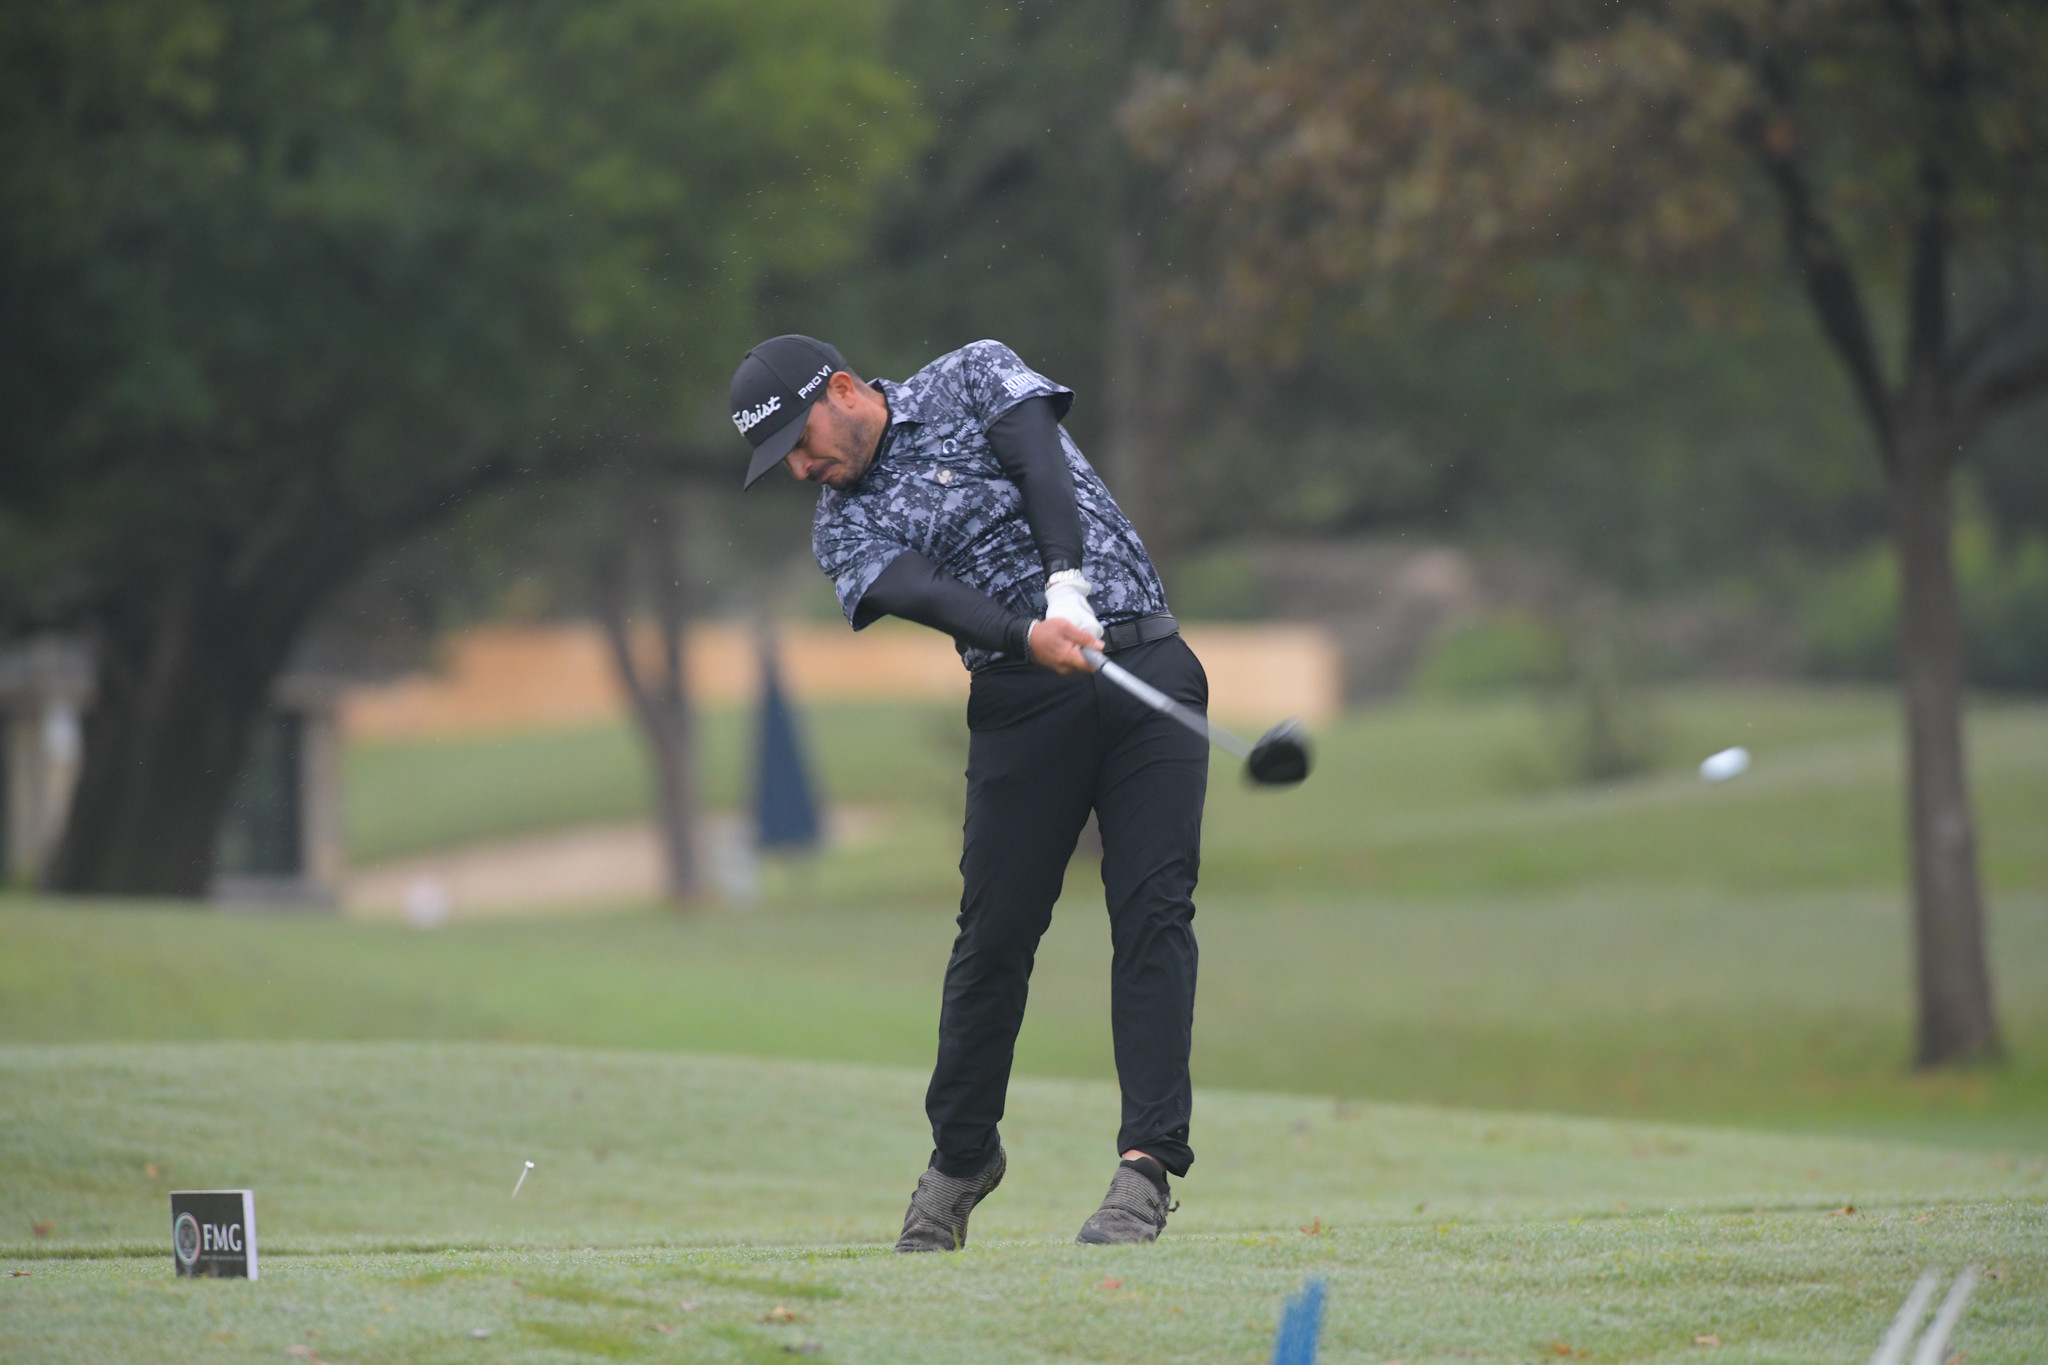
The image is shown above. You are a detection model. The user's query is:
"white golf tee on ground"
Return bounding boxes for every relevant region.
[512,1160,534,1198]
[1908,1269,1978,1365]
[1868,1267,1978,1365]
[1868,1269,1942,1365]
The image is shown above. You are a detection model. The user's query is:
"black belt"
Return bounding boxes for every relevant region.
[1101,612,1179,653]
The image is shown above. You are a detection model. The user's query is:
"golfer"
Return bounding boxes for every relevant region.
[731,335,1206,1249]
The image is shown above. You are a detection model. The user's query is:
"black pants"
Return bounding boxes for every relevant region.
[926,634,1208,1179]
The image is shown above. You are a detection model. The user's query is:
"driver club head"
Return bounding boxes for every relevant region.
[1245,719,1313,787]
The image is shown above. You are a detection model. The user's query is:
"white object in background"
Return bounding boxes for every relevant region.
[1907,1268,1978,1365]
[512,1160,534,1197]
[706,820,761,907]
[1698,746,1751,783]
[403,876,451,929]
[41,701,80,767]
[1868,1269,1943,1365]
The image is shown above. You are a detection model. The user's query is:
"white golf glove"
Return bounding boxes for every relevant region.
[1042,568,1102,641]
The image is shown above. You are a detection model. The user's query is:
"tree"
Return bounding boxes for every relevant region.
[1136,0,2048,1064]
[0,0,912,895]
[779,0,1198,546]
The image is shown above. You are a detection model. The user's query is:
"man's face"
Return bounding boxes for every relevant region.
[784,375,883,490]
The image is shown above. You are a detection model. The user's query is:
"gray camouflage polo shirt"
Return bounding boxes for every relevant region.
[813,340,1169,671]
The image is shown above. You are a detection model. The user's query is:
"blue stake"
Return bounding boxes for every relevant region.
[753,627,821,850]
[1271,1278,1326,1365]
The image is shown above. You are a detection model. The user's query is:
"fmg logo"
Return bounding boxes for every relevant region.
[171,1190,259,1279]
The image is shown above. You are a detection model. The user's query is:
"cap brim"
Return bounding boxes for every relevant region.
[742,407,809,489]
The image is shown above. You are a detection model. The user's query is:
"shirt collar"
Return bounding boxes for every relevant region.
[873,377,924,427]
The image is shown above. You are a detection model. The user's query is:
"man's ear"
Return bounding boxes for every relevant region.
[826,371,863,403]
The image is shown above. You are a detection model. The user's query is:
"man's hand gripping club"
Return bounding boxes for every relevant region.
[1030,616,1103,673]
[1030,569,1103,674]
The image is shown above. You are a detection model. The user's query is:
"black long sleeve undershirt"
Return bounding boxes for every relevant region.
[852,394,1085,659]
[858,551,1036,658]
[986,395,1083,574]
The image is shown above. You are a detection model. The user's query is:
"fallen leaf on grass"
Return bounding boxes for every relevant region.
[144,1163,160,1178]
[652,1324,674,1334]
[1098,1277,1124,1291]
[29,1220,52,1238]
[678,1300,700,1311]
[1550,1343,1585,1358]
[1830,1205,1857,1217]
[1300,1218,1326,1236]
[8,1270,28,1278]
[762,1305,801,1323]
[1695,1334,1721,1347]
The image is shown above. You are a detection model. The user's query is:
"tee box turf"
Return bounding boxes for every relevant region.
[170,1190,258,1279]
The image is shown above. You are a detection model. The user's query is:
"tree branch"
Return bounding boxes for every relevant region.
[593,538,658,725]
[1739,123,1897,455]
[1905,155,1950,394]
[1963,346,2048,431]
[648,496,687,713]
[1943,297,2030,386]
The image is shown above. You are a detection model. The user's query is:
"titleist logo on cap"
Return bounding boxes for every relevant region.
[733,395,782,434]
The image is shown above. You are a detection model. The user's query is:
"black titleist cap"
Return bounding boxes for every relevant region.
[729,334,848,488]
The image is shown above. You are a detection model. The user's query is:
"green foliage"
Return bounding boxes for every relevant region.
[1411,612,1567,695]
[1412,612,1662,785]
[1166,550,1266,620]
[1803,520,2048,692]
[0,0,915,542]
[0,0,916,889]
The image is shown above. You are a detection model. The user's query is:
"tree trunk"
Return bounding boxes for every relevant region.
[1891,433,2001,1065]
[594,494,700,904]
[44,562,303,896]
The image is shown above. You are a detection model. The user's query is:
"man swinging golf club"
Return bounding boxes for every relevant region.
[731,334,1203,1248]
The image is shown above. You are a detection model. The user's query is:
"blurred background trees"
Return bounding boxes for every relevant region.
[0,0,911,894]
[1128,0,2048,1065]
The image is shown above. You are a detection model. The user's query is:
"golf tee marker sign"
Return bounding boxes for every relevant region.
[171,1190,258,1279]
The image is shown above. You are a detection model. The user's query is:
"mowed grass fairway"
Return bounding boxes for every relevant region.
[4,685,2047,1360]
[4,1045,2045,1364]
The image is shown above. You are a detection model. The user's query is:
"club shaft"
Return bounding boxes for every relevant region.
[1083,648,1251,759]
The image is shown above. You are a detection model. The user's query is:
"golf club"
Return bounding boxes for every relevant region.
[1082,647,1313,786]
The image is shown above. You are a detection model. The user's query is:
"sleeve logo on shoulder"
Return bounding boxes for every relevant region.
[1001,372,1037,398]
[733,395,782,434]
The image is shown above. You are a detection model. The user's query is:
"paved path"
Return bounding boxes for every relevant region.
[346,810,887,919]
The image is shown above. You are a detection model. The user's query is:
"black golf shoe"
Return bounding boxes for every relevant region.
[894,1147,1006,1253]
[1075,1155,1175,1245]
